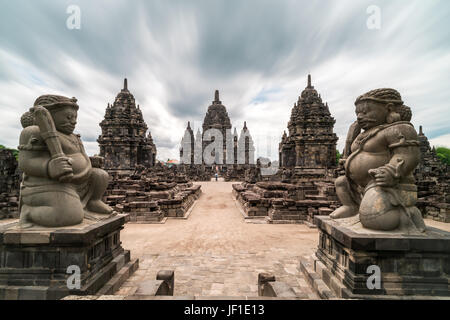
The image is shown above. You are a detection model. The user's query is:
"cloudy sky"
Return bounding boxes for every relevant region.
[0,0,449,161]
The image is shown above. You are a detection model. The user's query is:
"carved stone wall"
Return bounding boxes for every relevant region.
[415,126,450,222]
[0,149,20,219]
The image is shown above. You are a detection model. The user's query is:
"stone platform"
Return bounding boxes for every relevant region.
[300,216,450,299]
[105,178,202,223]
[0,214,138,300]
[232,181,338,224]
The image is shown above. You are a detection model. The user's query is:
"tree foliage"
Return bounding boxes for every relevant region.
[336,150,341,166]
[436,146,450,166]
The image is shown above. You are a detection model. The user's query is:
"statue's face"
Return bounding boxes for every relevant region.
[355,101,388,130]
[52,106,78,134]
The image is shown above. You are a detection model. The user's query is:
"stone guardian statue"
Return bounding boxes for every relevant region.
[18,95,113,228]
[330,88,426,232]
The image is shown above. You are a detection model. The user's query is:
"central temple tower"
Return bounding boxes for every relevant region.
[180,90,254,168]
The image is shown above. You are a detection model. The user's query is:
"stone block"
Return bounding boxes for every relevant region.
[314,216,450,298]
[0,214,134,300]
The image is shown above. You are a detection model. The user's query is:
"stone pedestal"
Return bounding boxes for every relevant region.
[0,214,138,300]
[300,216,450,299]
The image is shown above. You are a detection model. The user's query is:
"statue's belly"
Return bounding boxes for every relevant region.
[347,151,390,187]
[67,153,91,182]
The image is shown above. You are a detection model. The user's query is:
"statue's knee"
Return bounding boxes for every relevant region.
[53,199,84,225]
[335,176,348,189]
[91,168,110,183]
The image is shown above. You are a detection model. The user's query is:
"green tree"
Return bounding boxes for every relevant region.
[336,150,341,166]
[436,146,450,165]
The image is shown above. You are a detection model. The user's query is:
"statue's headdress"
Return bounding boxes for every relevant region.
[21,95,79,128]
[33,95,79,111]
[355,88,411,123]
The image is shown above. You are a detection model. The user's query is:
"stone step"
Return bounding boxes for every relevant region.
[96,258,139,296]
[298,255,337,300]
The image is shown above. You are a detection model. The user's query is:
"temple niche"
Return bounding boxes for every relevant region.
[279,74,338,178]
[98,79,157,171]
[180,90,255,181]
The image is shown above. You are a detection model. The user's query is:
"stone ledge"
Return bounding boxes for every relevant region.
[314,216,450,252]
[313,216,450,298]
[300,254,450,300]
[0,214,129,246]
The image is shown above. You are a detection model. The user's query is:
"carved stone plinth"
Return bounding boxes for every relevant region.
[300,216,450,299]
[0,214,138,300]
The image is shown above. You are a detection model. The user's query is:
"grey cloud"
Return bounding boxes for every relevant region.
[0,0,449,160]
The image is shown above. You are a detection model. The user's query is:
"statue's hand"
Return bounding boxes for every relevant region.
[368,167,397,187]
[48,156,73,181]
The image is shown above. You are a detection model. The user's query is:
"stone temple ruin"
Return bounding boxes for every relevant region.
[98,78,157,171]
[0,148,20,219]
[103,164,201,223]
[415,126,450,222]
[98,79,201,223]
[233,75,340,224]
[179,90,256,181]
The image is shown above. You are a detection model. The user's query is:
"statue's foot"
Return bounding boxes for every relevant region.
[86,200,113,214]
[19,205,34,229]
[409,206,427,233]
[18,221,34,229]
[330,205,359,219]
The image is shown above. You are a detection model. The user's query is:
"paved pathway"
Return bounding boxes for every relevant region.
[116,181,319,298]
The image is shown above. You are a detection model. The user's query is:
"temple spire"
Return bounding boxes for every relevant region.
[243,121,247,130]
[419,125,423,135]
[123,78,128,90]
[187,121,191,129]
[214,90,220,102]
[307,74,312,88]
